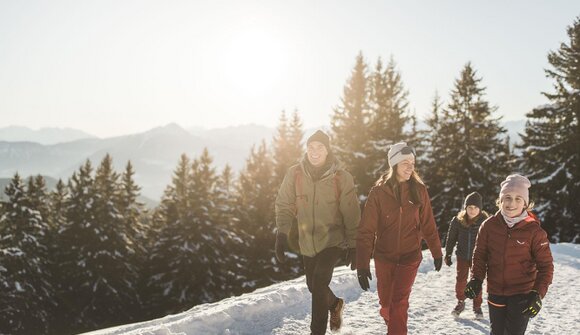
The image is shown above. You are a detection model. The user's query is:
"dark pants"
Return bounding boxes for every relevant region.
[303,247,343,335]
[488,294,530,335]
[456,257,482,308]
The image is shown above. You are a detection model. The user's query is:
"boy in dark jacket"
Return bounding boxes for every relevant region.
[444,191,488,319]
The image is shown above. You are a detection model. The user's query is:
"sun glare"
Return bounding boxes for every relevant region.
[220,29,289,97]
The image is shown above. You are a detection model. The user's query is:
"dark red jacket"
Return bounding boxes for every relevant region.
[471,211,554,298]
[357,181,442,268]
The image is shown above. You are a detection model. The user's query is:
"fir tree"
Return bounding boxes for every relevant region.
[273,109,304,185]
[145,154,192,316]
[235,141,296,287]
[331,52,373,197]
[362,56,412,195]
[518,17,580,242]
[428,63,508,238]
[148,149,245,316]
[0,173,54,334]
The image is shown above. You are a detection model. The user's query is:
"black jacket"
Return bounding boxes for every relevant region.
[445,213,487,262]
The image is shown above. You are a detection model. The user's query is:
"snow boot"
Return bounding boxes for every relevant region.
[451,300,465,316]
[474,307,484,320]
[329,298,344,331]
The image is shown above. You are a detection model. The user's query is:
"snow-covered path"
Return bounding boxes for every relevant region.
[84,244,579,335]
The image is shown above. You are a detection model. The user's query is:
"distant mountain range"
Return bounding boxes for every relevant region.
[0,124,275,203]
[0,121,525,203]
[0,126,97,144]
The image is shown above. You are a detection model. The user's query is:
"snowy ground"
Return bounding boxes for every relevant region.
[83,244,580,335]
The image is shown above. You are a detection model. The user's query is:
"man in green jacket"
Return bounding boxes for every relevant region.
[275,130,361,335]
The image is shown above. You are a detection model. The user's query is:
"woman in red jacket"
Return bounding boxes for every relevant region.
[356,142,442,335]
[465,174,554,335]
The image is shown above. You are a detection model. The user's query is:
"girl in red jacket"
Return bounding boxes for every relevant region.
[356,142,442,335]
[465,174,554,335]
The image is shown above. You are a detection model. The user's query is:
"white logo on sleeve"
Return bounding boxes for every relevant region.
[516,240,526,245]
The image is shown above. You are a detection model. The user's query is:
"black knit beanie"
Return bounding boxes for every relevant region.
[307,130,330,151]
[464,192,483,209]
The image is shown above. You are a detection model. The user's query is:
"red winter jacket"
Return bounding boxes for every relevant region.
[356,181,442,268]
[471,211,554,298]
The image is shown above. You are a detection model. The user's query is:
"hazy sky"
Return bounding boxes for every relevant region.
[1,1,579,137]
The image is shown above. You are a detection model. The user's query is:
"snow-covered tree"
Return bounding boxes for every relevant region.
[367,57,411,182]
[235,141,297,287]
[518,17,580,242]
[0,173,54,334]
[148,149,247,316]
[273,110,304,185]
[427,63,509,238]
[331,52,373,196]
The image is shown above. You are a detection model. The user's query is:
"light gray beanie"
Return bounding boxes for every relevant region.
[388,142,415,167]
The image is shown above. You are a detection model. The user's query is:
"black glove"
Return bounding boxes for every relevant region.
[434,257,442,271]
[345,248,356,270]
[521,291,542,318]
[357,268,372,291]
[275,232,288,264]
[444,254,452,267]
[464,278,483,299]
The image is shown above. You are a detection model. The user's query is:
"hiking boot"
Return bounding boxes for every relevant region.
[474,307,484,319]
[451,300,465,316]
[329,298,344,331]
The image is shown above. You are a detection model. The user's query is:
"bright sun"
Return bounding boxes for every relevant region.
[220,29,289,97]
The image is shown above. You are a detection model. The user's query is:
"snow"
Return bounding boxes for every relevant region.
[82,244,579,335]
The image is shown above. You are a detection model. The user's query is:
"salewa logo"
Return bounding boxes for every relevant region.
[541,242,548,246]
[516,240,526,245]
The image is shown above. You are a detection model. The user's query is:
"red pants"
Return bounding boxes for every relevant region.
[456,257,482,308]
[375,259,420,335]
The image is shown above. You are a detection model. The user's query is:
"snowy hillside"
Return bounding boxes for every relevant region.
[83,244,579,335]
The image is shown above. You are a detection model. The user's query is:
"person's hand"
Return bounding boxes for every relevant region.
[444,254,452,267]
[521,291,542,318]
[275,232,288,264]
[464,278,483,299]
[357,268,372,291]
[434,257,442,271]
[345,248,356,270]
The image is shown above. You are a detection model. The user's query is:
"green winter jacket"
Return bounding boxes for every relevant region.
[275,157,361,257]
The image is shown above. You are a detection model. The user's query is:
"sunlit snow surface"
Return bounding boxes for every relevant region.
[83,244,579,335]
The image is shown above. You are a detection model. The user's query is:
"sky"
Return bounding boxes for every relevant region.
[83,244,579,334]
[1,1,579,138]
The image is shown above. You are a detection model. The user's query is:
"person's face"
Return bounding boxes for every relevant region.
[466,205,481,219]
[501,192,526,217]
[395,158,415,182]
[307,141,328,167]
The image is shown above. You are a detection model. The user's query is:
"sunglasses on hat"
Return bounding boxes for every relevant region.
[389,146,416,160]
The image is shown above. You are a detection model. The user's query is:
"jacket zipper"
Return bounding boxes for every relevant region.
[503,228,510,295]
[397,206,402,257]
[312,182,317,254]
[467,226,472,260]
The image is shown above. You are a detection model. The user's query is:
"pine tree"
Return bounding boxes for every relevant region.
[428,63,508,238]
[367,56,411,187]
[0,173,54,334]
[148,149,245,316]
[273,109,304,185]
[518,17,580,242]
[422,92,445,212]
[331,52,373,197]
[235,141,296,287]
[145,154,192,316]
